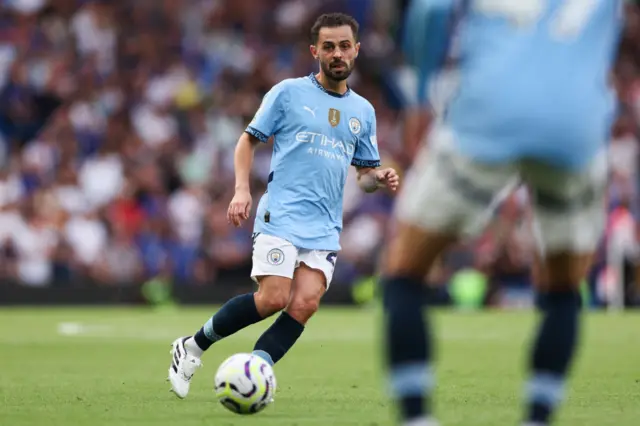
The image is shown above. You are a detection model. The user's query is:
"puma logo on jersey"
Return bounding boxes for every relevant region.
[303,106,317,117]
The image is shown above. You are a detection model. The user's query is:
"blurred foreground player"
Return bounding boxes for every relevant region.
[167,13,399,398]
[383,1,623,425]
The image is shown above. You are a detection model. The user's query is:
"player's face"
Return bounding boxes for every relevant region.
[311,26,360,82]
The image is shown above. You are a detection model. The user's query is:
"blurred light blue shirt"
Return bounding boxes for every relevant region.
[404,0,624,170]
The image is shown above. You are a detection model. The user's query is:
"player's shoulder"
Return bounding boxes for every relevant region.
[269,76,312,94]
[348,89,375,116]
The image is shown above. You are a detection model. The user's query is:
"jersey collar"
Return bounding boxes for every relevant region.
[308,73,351,98]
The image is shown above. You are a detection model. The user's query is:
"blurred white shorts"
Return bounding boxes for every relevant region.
[395,125,608,254]
[250,233,337,288]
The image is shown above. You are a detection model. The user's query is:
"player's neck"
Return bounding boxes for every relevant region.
[315,72,348,95]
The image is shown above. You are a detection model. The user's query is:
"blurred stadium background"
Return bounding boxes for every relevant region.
[0,0,639,311]
[2,2,640,426]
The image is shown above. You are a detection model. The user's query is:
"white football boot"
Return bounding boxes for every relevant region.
[168,336,202,398]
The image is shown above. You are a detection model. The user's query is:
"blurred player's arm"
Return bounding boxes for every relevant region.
[403,0,456,106]
[228,82,288,226]
[402,105,432,161]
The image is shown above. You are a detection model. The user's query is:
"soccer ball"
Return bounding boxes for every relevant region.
[214,353,277,415]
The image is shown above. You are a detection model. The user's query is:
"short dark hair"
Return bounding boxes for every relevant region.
[310,13,359,45]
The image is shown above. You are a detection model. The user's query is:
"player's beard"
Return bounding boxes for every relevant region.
[321,59,353,82]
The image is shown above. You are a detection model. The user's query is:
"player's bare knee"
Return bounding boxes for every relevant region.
[286,296,320,324]
[255,290,289,316]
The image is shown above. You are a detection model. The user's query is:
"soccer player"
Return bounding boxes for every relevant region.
[382,1,623,425]
[168,12,400,399]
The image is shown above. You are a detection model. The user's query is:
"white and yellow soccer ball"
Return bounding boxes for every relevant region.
[214,353,277,415]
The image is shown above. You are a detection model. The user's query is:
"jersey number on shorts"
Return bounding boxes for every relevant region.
[326,252,337,267]
[475,0,605,40]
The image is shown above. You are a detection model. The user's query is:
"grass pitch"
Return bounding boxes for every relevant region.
[0,306,638,425]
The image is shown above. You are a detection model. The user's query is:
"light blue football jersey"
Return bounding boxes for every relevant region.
[245,74,381,251]
[404,0,624,170]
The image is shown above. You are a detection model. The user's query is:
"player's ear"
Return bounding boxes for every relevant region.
[355,42,361,57]
[310,44,319,59]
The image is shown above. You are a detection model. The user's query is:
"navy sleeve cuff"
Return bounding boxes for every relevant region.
[245,126,269,143]
[351,158,381,168]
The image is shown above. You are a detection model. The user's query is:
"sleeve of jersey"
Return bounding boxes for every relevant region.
[245,83,288,143]
[403,0,455,106]
[351,113,381,168]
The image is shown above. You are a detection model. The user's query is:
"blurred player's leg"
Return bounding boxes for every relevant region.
[521,156,607,426]
[382,126,517,424]
[254,262,327,365]
[381,226,454,424]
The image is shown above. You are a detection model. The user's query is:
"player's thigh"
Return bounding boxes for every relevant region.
[296,249,336,290]
[286,252,332,323]
[523,154,607,285]
[383,222,457,278]
[395,125,520,237]
[251,233,297,311]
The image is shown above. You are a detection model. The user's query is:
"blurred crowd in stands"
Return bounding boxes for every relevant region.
[0,0,639,308]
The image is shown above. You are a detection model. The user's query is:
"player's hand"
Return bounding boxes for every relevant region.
[227,189,252,227]
[375,168,400,191]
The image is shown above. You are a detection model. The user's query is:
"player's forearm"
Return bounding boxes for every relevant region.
[234,133,258,191]
[357,168,379,193]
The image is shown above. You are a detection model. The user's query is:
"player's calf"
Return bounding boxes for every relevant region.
[189,292,266,355]
[382,224,455,424]
[168,292,265,398]
[253,264,325,365]
[383,275,433,421]
[524,253,590,425]
[168,281,290,398]
[525,289,581,424]
[185,276,291,356]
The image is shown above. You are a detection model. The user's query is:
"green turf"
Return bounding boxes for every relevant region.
[0,306,638,425]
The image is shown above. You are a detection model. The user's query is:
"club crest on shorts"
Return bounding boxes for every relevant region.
[328,108,340,127]
[267,248,285,265]
[348,117,361,135]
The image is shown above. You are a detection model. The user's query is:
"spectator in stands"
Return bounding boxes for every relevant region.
[0,0,637,309]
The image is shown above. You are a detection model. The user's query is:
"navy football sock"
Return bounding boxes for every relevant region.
[382,276,434,421]
[525,289,581,424]
[193,293,263,351]
[253,312,304,365]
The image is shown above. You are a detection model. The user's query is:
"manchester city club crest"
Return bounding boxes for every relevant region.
[349,117,361,135]
[267,248,285,265]
[328,108,340,127]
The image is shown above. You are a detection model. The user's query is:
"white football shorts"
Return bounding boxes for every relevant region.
[395,124,608,254]
[250,233,338,288]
